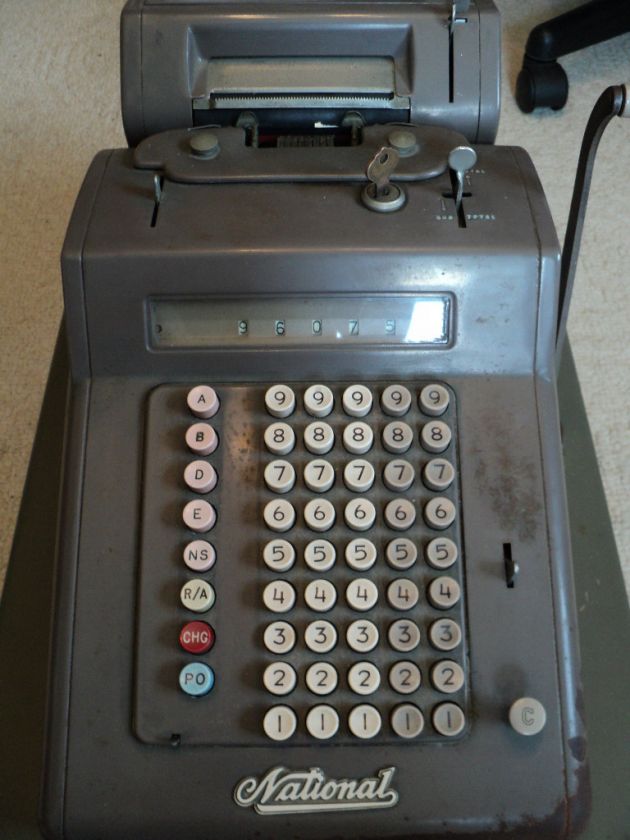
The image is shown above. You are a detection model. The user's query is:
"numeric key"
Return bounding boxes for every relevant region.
[263,662,297,696]
[346,578,378,611]
[342,385,373,417]
[304,459,335,492]
[348,662,381,695]
[389,661,421,694]
[304,499,336,531]
[304,385,334,417]
[346,620,379,652]
[264,621,297,654]
[264,460,296,493]
[263,706,297,741]
[304,540,336,571]
[381,385,412,416]
[306,662,338,696]
[421,420,452,454]
[304,422,334,455]
[419,384,449,416]
[262,580,296,613]
[348,704,382,739]
[306,705,340,739]
[304,579,337,612]
[431,660,465,694]
[343,459,375,492]
[387,578,419,610]
[388,619,421,652]
[344,498,376,531]
[382,422,413,454]
[263,539,296,572]
[304,620,338,653]
[264,422,295,455]
[263,499,296,532]
[343,422,373,455]
[423,458,455,491]
[384,499,416,531]
[265,385,296,418]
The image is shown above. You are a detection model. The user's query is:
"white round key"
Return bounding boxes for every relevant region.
[431,660,465,694]
[382,421,413,454]
[381,385,412,417]
[342,385,373,417]
[183,540,216,572]
[304,579,337,612]
[427,576,461,609]
[187,385,220,418]
[348,704,382,739]
[306,662,338,696]
[348,661,380,695]
[264,460,296,493]
[183,500,217,533]
[185,423,219,456]
[346,578,378,611]
[423,458,455,491]
[509,698,547,736]
[306,705,339,740]
[303,459,335,492]
[424,497,456,530]
[180,579,215,613]
[262,580,296,613]
[304,384,334,418]
[304,421,335,455]
[265,384,296,418]
[263,662,297,696]
[304,499,336,532]
[383,459,415,492]
[388,619,421,652]
[391,704,424,738]
[419,383,449,416]
[264,422,296,455]
[389,661,421,694]
[264,499,296,533]
[263,539,296,572]
[420,421,452,454]
[345,538,377,571]
[184,460,218,493]
[343,422,373,455]
[387,578,419,611]
[344,498,376,531]
[264,621,297,654]
[343,459,375,492]
[346,619,379,653]
[304,620,338,654]
[384,499,416,531]
[426,537,458,569]
[432,703,465,737]
[263,705,297,741]
[429,619,462,651]
[386,538,418,570]
[304,540,336,572]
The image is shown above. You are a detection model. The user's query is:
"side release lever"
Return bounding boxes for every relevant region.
[556,84,629,361]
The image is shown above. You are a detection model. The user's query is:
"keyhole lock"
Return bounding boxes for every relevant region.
[362,146,407,213]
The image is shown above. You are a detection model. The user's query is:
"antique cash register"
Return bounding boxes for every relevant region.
[40,1,601,836]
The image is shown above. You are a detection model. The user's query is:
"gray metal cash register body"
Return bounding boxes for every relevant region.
[41,1,589,837]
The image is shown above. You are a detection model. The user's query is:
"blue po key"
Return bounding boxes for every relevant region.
[179,662,215,697]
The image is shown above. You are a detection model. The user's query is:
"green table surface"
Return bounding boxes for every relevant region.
[1,333,628,838]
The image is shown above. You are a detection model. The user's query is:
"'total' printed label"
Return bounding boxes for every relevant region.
[180,621,215,654]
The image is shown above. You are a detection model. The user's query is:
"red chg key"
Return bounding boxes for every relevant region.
[179,621,215,654]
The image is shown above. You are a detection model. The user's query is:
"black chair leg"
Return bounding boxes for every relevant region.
[515,0,630,113]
